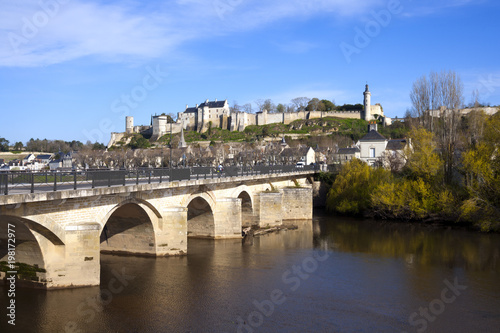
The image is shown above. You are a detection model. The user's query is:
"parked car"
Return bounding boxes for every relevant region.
[295,162,305,168]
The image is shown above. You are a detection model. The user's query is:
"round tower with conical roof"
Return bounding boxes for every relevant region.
[363,84,371,121]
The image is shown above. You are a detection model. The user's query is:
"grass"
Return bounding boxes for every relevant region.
[0,261,46,281]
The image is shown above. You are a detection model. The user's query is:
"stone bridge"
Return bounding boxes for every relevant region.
[0,169,315,289]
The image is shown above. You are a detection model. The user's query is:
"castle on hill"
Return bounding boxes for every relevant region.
[108,85,389,147]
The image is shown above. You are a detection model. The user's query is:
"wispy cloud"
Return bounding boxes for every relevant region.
[400,0,479,17]
[0,0,483,67]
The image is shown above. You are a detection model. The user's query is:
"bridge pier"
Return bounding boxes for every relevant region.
[61,223,101,288]
[213,198,242,239]
[282,187,313,220]
[255,192,283,227]
[157,207,187,255]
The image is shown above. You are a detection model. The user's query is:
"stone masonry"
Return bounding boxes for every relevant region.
[0,171,314,289]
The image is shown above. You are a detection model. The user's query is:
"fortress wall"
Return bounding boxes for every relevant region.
[371,105,383,116]
[283,112,301,124]
[461,107,498,115]
[256,112,266,126]
[323,111,362,119]
[266,113,283,125]
[308,111,321,119]
[107,132,126,148]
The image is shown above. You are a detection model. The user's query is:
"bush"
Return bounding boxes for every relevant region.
[326,159,390,215]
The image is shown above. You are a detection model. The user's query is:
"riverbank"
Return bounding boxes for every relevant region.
[314,207,491,233]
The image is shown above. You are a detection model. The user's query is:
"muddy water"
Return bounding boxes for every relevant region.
[2,212,500,332]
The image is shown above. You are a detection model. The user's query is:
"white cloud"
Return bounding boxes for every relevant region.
[0,0,483,67]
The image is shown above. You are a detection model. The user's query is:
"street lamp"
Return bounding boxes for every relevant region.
[169,121,173,169]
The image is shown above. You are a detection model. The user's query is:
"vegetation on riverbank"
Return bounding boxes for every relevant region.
[325,112,500,232]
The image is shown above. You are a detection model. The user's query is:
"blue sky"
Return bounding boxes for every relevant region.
[1,0,499,144]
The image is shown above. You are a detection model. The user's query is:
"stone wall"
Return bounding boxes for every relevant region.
[0,171,315,288]
[255,192,283,227]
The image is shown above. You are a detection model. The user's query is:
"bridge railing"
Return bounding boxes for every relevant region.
[0,164,319,195]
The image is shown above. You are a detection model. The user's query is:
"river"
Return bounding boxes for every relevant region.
[2,211,500,332]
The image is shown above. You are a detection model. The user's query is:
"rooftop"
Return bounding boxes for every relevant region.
[338,147,360,154]
[359,130,386,142]
[386,139,407,151]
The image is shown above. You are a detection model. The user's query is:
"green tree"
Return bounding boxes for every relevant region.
[13,141,23,151]
[128,135,150,149]
[207,121,213,136]
[92,142,106,150]
[326,159,390,215]
[306,98,325,111]
[460,112,500,231]
[0,138,10,151]
[276,103,286,113]
[321,99,336,111]
[403,127,443,182]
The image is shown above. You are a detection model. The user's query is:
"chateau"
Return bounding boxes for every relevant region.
[108,85,389,147]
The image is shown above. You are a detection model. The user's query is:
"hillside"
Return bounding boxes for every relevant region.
[110,117,410,150]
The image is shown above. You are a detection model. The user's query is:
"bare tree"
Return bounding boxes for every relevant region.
[410,70,464,183]
[230,101,241,113]
[291,97,310,111]
[255,99,276,112]
[242,103,252,113]
[254,99,265,112]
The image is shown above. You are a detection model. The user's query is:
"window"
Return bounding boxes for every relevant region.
[370,148,375,158]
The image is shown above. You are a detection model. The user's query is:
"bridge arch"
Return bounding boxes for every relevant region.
[0,216,57,286]
[0,210,65,245]
[100,199,160,256]
[185,194,215,238]
[232,186,255,227]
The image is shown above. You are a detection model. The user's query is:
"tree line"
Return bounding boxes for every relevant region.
[231,97,363,114]
[0,138,105,153]
[325,70,500,232]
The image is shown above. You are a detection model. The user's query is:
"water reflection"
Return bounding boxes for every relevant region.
[314,212,500,272]
[1,214,500,333]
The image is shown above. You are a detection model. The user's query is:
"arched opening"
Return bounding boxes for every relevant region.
[238,191,254,227]
[100,203,156,256]
[0,217,47,286]
[187,197,214,238]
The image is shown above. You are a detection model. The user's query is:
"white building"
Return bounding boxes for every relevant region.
[178,99,231,132]
[356,122,409,168]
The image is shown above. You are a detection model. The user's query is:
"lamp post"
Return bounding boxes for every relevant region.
[169,121,172,169]
[169,121,173,180]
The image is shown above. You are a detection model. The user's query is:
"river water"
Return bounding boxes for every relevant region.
[2,211,500,332]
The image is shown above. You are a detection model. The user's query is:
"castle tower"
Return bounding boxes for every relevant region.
[363,84,371,121]
[126,116,134,134]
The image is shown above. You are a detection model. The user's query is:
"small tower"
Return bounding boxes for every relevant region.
[363,84,371,121]
[126,116,134,134]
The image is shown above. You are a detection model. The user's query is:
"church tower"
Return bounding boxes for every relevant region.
[363,84,371,121]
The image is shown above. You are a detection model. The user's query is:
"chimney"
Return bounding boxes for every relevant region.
[369,121,378,132]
